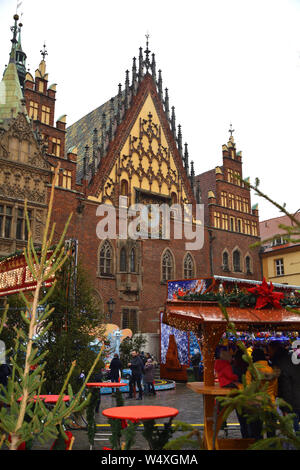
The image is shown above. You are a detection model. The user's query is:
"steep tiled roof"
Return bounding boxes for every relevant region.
[259,213,300,240]
[65,45,193,186]
[66,96,119,182]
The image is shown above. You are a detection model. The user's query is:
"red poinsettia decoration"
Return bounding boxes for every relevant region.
[247,277,284,309]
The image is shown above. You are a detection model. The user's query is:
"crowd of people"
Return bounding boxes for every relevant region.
[214,338,300,439]
[92,350,158,404]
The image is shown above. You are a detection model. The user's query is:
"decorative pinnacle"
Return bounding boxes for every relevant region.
[144,32,151,72]
[10,14,19,45]
[40,43,48,61]
[171,106,176,135]
[228,123,235,138]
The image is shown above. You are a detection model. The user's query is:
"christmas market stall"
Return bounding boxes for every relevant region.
[162,276,300,450]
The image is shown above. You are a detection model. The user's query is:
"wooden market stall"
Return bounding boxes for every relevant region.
[163,277,300,450]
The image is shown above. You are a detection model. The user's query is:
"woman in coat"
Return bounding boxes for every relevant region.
[144,359,156,396]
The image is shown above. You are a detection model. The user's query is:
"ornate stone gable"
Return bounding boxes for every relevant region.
[92,88,192,208]
[0,112,49,170]
[0,163,48,204]
[88,75,195,207]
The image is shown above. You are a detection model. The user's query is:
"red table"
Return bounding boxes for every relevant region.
[102,406,179,450]
[86,382,124,389]
[102,405,179,423]
[18,394,70,403]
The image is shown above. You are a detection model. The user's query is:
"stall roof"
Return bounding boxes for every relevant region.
[164,301,300,332]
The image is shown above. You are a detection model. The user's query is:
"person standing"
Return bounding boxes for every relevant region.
[268,340,300,432]
[191,349,201,381]
[127,350,144,400]
[144,358,156,396]
[109,354,123,382]
[245,348,278,439]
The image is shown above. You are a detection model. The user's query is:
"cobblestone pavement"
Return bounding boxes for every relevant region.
[32,383,242,451]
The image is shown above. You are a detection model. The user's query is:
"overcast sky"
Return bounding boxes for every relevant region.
[0,0,299,222]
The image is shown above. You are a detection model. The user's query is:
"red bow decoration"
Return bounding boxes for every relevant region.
[247,277,284,309]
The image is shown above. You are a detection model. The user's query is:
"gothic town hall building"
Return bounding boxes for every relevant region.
[0,15,261,355]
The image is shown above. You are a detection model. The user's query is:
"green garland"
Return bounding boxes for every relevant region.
[177,291,300,309]
[86,389,98,446]
[142,419,175,450]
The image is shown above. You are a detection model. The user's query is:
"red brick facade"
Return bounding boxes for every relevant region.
[196,137,262,280]
[21,55,262,357]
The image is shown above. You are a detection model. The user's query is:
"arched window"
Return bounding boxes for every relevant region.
[184,253,194,279]
[120,247,127,272]
[245,256,251,274]
[99,240,113,276]
[233,249,241,272]
[120,179,129,196]
[222,251,229,271]
[162,250,174,282]
[130,248,136,273]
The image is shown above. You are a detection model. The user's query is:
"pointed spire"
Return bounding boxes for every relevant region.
[124,70,130,111]
[177,125,183,157]
[109,97,115,140]
[138,47,143,82]
[132,57,137,92]
[116,83,122,125]
[171,106,176,136]
[151,53,156,82]
[83,145,89,179]
[9,14,19,63]
[157,69,163,100]
[184,142,189,174]
[190,161,195,190]
[101,112,106,155]
[93,128,98,160]
[9,14,27,92]
[144,33,151,72]
[164,88,169,120]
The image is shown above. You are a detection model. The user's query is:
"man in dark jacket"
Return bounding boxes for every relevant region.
[268,341,300,431]
[127,350,144,400]
[109,354,123,382]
